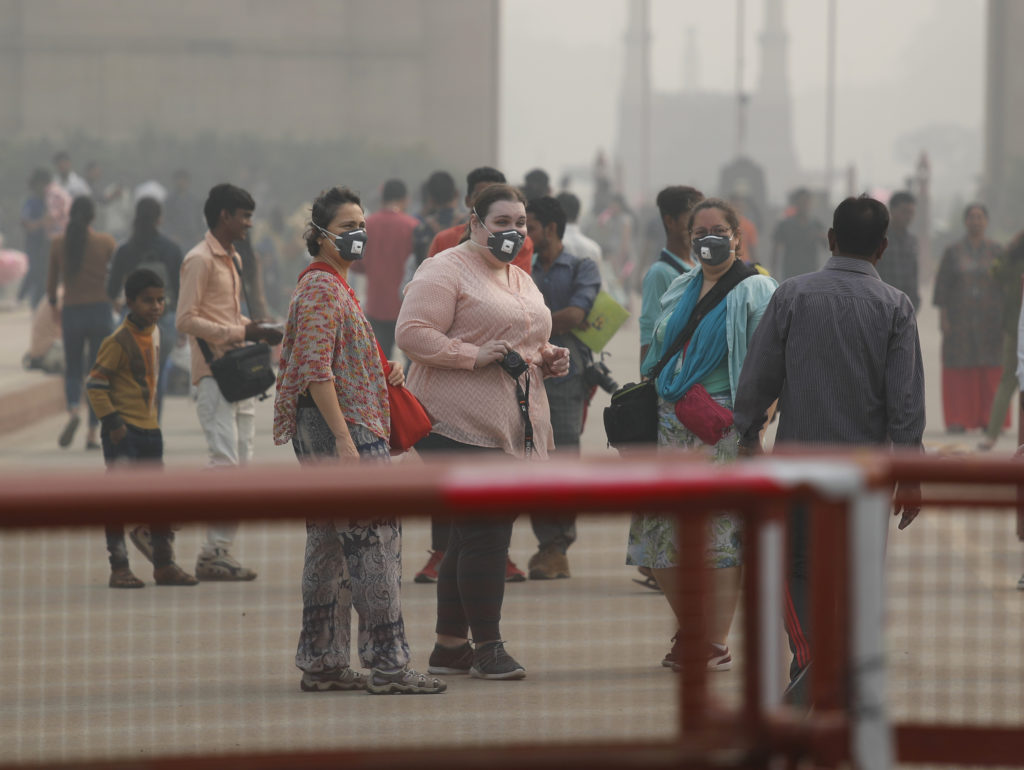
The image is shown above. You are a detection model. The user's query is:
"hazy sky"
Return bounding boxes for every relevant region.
[500,0,985,205]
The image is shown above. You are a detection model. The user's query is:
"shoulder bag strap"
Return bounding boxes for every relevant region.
[196,252,254,363]
[648,260,757,380]
[659,250,687,274]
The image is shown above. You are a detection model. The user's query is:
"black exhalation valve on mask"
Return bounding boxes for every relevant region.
[473,208,524,263]
[314,223,368,261]
[692,234,731,267]
[488,229,524,262]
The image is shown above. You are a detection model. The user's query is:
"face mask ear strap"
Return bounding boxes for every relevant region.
[472,208,490,237]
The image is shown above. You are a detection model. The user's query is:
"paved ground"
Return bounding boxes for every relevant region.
[0,286,1021,765]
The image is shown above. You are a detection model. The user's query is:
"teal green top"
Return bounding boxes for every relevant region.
[644,267,778,403]
[639,250,692,346]
[701,354,731,396]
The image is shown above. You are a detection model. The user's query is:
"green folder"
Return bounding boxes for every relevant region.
[570,290,630,352]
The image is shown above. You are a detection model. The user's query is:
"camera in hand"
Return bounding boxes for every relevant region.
[499,350,529,378]
[584,358,619,394]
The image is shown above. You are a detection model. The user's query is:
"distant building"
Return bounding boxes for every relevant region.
[0,0,499,171]
[615,0,800,205]
[745,0,800,200]
[984,0,1024,233]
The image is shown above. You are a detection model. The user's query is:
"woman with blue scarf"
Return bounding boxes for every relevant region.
[627,198,777,673]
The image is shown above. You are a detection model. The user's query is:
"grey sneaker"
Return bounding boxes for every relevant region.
[195,548,257,581]
[366,667,446,695]
[300,668,367,692]
[470,641,526,680]
[129,525,155,564]
[427,642,474,675]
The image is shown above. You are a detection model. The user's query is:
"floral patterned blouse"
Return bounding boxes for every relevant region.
[273,269,389,445]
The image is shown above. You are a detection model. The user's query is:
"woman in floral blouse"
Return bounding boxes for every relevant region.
[273,185,444,696]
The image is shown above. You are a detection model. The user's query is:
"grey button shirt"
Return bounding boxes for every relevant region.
[733,256,925,449]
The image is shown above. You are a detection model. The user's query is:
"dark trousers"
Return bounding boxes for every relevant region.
[18,250,48,308]
[62,302,113,428]
[784,504,813,684]
[416,432,512,642]
[421,433,500,550]
[368,317,397,361]
[531,374,585,552]
[101,424,174,569]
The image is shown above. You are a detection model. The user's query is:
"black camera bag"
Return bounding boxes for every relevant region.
[199,339,276,402]
[603,260,757,448]
[603,379,659,447]
[194,255,276,403]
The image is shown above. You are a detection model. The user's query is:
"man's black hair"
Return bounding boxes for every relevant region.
[381,178,407,203]
[466,166,506,194]
[963,201,989,221]
[29,167,52,187]
[656,185,704,223]
[124,268,165,302]
[790,187,811,204]
[832,196,889,257]
[526,196,567,240]
[203,183,255,229]
[889,191,916,210]
[425,171,457,206]
[556,192,581,223]
[523,168,551,201]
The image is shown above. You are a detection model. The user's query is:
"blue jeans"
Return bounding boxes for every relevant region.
[62,302,113,428]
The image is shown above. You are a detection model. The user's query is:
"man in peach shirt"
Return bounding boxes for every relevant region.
[172,183,282,581]
[426,166,533,274]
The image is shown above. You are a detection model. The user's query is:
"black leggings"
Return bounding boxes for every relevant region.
[415,433,513,643]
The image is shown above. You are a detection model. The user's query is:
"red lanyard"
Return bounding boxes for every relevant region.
[299,261,390,374]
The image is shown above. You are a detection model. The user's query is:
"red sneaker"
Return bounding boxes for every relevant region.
[505,556,526,582]
[414,550,444,583]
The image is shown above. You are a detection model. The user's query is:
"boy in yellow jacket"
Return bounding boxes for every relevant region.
[86,268,196,588]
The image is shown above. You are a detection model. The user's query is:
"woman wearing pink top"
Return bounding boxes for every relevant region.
[396,183,569,680]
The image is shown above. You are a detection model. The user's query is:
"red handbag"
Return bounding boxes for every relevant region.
[674,384,734,446]
[383,362,432,452]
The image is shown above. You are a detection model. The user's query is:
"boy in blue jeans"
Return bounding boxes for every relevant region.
[86,268,197,588]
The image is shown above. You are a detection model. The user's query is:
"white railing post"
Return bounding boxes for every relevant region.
[849,489,893,770]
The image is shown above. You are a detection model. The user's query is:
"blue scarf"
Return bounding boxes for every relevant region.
[653,274,729,403]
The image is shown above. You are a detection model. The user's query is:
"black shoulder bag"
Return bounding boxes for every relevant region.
[603,260,757,447]
[196,257,276,402]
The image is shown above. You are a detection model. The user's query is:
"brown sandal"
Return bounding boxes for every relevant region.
[109,566,145,589]
[153,563,199,586]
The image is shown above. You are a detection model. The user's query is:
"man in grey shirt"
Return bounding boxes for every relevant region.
[732,195,925,701]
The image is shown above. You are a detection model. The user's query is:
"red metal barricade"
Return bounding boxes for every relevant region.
[0,449,1022,768]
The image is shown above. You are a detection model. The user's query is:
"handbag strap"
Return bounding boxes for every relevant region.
[647,259,758,380]
[196,252,255,364]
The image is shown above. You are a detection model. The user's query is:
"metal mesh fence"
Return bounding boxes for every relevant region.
[0,514,699,765]
[887,506,1024,727]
